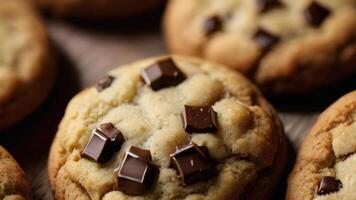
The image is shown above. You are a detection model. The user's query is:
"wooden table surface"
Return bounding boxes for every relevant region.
[0,12,354,200]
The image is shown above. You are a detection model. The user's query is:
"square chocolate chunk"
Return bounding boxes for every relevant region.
[81,130,109,163]
[304,2,331,27]
[317,176,342,195]
[170,143,217,185]
[98,123,125,150]
[254,28,280,52]
[203,15,223,36]
[181,105,218,133]
[82,123,124,164]
[117,146,158,195]
[141,58,186,91]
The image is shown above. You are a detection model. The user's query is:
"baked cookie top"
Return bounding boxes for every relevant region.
[287,90,356,200]
[30,0,165,19]
[164,0,356,95]
[48,55,286,200]
[0,146,32,200]
[0,0,54,130]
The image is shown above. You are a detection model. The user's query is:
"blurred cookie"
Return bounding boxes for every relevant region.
[164,0,356,95]
[0,146,32,200]
[48,55,287,200]
[0,0,55,131]
[287,90,356,200]
[30,0,166,19]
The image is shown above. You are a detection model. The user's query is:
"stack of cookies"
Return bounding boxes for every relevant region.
[0,0,355,200]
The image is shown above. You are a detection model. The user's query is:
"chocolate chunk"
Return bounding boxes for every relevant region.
[117,146,158,195]
[170,143,217,185]
[98,123,125,150]
[181,105,218,133]
[82,123,125,164]
[256,0,282,13]
[141,58,186,91]
[317,176,342,195]
[254,28,280,51]
[304,2,330,26]
[203,15,223,36]
[96,75,115,92]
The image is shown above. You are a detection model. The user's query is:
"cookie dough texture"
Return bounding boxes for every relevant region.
[287,90,356,200]
[48,55,287,200]
[164,0,356,95]
[0,146,32,200]
[30,0,166,19]
[0,0,55,131]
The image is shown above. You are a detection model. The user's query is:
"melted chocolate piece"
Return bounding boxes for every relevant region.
[170,143,217,185]
[203,15,223,36]
[82,123,124,164]
[254,28,280,51]
[117,146,158,195]
[256,0,282,13]
[182,105,218,133]
[96,75,115,92]
[317,176,342,195]
[304,2,331,26]
[141,58,186,91]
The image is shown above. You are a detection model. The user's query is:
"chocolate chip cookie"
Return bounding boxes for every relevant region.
[287,90,356,200]
[30,0,165,19]
[0,0,55,131]
[0,146,32,200]
[48,55,287,200]
[164,0,356,95]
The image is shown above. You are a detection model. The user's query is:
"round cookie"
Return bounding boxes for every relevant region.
[164,0,356,95]
[287,90,356,200]
[0,0,55,131]
[0,146,32,200]
[48,55,287,200]
[29,0,166,19]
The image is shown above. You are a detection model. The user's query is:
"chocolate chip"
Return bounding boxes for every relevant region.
[203,15,223,36]
[181,105,218,133]
[141,58,186,91]
[96,75,115,92]
[98,123,125,149]
[254,28,280,51]
[117,146,158,195]
[317,176,342,195]
[82,123,125,164]
[304,2,330,26]
[170,143,217,185]
[256,0,282,13]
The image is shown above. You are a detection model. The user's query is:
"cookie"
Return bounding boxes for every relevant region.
[0,146,32,200]
[48,55,287,200]
[164,0,356,95]
[0,0,55,131]
[30,0,166,19]
[287,90,356,200]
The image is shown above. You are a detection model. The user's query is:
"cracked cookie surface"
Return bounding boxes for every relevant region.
[164,0,356,95]
[287,90,356,200]
[48,55,287,200]
[29,0,166,19]
[0,0,55,131]
[0,146,31,200]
